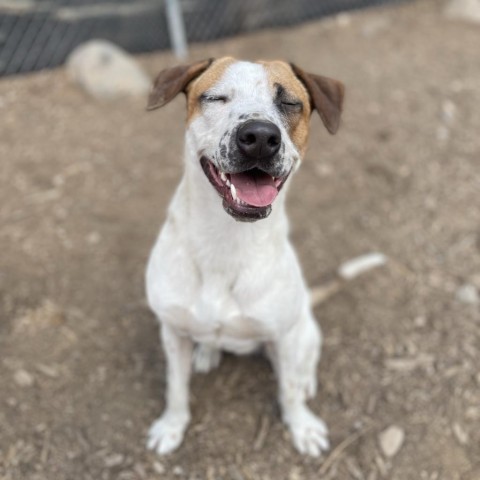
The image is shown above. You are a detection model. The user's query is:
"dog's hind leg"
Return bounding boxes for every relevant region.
[192,344,222,373]
[275,309,329,457]
[147,324,193,455]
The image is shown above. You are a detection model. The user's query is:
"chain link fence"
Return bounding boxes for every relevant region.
[0,0,401,76]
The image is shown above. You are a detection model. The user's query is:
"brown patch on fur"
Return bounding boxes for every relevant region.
[185,57,236,123]
[259,60,312,158]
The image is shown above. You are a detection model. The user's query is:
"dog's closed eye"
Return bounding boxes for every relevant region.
[200,93,229,104]
[279,100,303,114]
[274,83,303,114]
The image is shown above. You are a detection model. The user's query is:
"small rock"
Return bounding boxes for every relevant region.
[414,315,427,328]
[452,422,469,445]
[104,453,124,468]
[314,163,333,177]
[153,461,165,474]
[336,13,352,27]
[14,369,34,387]
[288,467,303,480]
[34,423,47,433]
[173,465,184,476]
[444,0,480,23]
[465,406,480,419]
[456,284,480,305]
[379,425,405,457]
[66,39,151,100]
[86,231,101,245]
[52,174,65,187]
[441,99,457,125]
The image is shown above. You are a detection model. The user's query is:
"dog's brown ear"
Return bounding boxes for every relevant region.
[290,63,345,134]
[147,58,213,111]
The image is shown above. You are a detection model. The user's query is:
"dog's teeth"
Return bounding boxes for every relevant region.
[220,172,227,182]
[230,183,237,201]
[226,179,231,186]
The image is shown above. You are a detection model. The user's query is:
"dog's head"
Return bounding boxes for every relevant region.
[148,57,344,222]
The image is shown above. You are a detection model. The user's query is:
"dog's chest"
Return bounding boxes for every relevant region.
[147,198,296,353]
[186,267,268,352]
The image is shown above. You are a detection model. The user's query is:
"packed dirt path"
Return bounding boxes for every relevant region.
[1,1,479,479]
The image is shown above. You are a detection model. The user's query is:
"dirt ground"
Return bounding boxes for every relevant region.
[1,1,479,479]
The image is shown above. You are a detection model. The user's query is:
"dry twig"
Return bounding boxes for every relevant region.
[319,424,376,476]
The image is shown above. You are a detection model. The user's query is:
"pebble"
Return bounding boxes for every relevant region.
[288,467,303,480]
[465,406,480,419]
[336,13,352,27]
[414,315,427,328]
[456,284,480,305]
[173,465,184,476]
[104,453,124,468]
[379,425,405,457]
[86,231,101,245]
[153,461,165,474]
[441,99,457,125]
[13,369,34,387]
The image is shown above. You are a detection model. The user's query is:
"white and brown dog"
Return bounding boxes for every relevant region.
[145,57,344,457]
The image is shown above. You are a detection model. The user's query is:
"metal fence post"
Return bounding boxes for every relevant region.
[165,0,188,59]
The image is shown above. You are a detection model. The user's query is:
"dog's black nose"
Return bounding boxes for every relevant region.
[236,120,281,159]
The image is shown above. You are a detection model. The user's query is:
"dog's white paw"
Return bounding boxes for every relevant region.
[192,344,222,373]
[288,409,330,457]
[147,413,189,455]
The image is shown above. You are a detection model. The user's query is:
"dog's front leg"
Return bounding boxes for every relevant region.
[147,324,193,455]
[275,312,330,457]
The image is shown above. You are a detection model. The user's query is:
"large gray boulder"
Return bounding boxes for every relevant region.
[66,39,151,100]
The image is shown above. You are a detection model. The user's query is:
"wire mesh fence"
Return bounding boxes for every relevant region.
[0,0,402,76]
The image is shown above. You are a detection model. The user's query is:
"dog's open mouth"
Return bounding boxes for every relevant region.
[200,157,289,222]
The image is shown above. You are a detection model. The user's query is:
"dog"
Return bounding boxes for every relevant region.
[145,57,344,457]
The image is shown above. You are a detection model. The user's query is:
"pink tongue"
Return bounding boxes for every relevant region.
[229,171,278,207]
